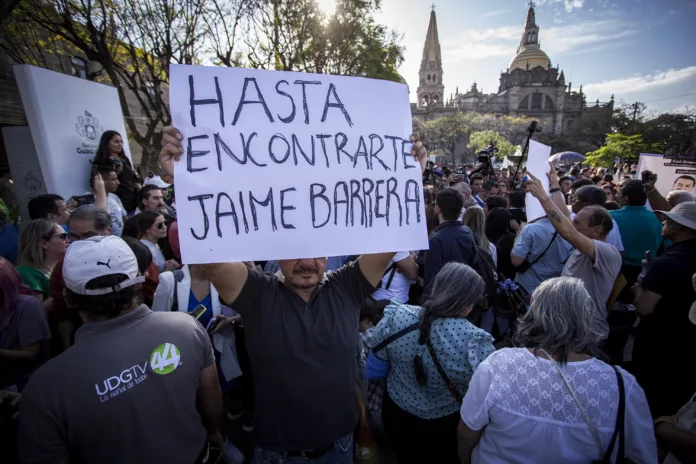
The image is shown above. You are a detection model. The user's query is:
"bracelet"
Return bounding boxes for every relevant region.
[653,417,669,427]
[645,187,655,194]
[549,188,561,193]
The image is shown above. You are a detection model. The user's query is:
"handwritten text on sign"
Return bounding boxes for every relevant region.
[170,65,428,263]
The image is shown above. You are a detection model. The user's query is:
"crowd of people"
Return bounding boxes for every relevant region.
[0,126,695,464]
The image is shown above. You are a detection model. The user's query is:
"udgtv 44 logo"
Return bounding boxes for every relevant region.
[94,343,181,402]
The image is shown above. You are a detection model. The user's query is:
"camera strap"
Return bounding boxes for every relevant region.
[521,231,558,273]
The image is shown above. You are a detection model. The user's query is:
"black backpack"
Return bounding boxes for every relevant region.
[469,240,499,313]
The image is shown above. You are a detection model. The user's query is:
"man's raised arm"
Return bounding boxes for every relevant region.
[159,126,250,305]
[525,172,597,262]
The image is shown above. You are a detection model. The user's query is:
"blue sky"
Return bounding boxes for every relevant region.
[318,0,696,113]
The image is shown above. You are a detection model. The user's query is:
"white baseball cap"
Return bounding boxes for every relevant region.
[63,236,145,295]
[144,175,171,189]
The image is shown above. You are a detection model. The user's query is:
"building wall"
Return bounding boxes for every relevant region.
[0,47,157,168]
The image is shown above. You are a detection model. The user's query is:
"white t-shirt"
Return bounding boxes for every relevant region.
[371,251,414,304]
[460,348,657,464]
[488,242,498,267]
[82,192,126,236]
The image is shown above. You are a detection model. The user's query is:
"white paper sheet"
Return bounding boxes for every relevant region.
[525,140,553,223]
[169,64,429,264]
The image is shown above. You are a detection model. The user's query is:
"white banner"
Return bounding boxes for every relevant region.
[637,153,696,196]
[13,65,132,203]
[525,140,552,223]
[170,64,428,264]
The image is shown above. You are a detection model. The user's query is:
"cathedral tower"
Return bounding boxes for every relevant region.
[416,7,444,108]
[509,1,551,71]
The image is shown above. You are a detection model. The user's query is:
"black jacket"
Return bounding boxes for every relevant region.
[424,220,475,291]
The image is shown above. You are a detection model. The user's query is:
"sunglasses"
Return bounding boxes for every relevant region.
[48,232,69,241]
[154,222,166,230]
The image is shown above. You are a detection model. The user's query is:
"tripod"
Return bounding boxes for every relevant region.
[510,121,541,189]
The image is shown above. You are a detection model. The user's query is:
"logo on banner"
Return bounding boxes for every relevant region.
[75,110,103,141]
[23,171,43,195]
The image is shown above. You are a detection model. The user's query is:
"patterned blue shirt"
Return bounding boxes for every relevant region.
[369,303,495,419]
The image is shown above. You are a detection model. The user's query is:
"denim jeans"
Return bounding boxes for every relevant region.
[252,434,353,464]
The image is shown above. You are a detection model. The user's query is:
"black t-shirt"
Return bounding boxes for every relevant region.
[229,261,375,451]
[634,238,696,415]
[637,239,696,356]
[115,162,139,213]
[509,208,527,224]
[493,232,516,280]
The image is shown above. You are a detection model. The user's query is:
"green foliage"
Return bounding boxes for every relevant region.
[585,133,659,167]
[418,111,532,163]
[247,0,404,82]
[0,0,404,169]
[585,103,695,168]
[421,113,469,162]
[468,131,515,159]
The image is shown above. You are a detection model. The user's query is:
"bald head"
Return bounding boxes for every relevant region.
[666,190,694,208]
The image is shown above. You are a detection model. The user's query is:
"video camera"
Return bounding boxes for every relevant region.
[476,143,499,179]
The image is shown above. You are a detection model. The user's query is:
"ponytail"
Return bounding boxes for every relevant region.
[413,302,437,386]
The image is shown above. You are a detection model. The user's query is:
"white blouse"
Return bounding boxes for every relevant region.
[460,348,657,464]
[140,239,166,272]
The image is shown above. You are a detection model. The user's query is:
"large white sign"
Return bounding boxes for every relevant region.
[12,65,132,203]
[170,64,428,263]
[637,153,696,196]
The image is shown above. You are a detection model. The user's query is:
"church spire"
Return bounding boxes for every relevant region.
[420,8,442,70]
[417,7,444,108]
[518,1,540,52]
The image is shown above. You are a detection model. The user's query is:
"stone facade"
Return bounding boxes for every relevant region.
[412,4,613,136]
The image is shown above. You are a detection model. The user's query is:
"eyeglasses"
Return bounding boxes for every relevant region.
[48,232,69,241]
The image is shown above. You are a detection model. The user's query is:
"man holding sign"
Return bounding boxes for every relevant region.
[159,125,427,462]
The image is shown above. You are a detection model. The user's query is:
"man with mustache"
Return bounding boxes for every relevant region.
[159,126,427,464]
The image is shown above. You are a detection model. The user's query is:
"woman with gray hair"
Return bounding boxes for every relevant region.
[457,277,657,464]
[365,263,495,464]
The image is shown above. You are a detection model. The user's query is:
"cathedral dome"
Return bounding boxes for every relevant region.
[509,46,551,71]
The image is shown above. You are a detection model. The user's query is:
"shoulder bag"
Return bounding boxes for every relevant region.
[425,336,464,403]
[516,231,558,273]
[540,349,627,463]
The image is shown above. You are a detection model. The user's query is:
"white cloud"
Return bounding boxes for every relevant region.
[482,9,511,18]
[439,26,518,62]
[536,0,586,12]
[468,26,520,42]
[584,66,696,96]
[438,19,635,64]
[443,43,515,62]
[563,0,585,12]
[541,21,637,55]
